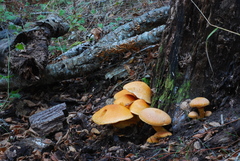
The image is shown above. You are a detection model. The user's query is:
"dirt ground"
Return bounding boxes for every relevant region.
[1,43,240,160]
[0,0,240,160]
[1,70,239,160]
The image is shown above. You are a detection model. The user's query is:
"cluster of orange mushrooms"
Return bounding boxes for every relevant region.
[92,81,172,143]
[187,97,211,119]
[92,81,211,143]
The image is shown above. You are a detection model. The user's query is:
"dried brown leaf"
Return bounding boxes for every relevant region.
[90,27,103,41]
[192,133,206,138]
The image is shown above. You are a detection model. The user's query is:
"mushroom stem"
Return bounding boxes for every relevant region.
[152,126,167,132]
[197,108,205,118]
[146,131,172,143]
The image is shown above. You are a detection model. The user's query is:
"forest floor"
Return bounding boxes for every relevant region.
[0,0,240,161]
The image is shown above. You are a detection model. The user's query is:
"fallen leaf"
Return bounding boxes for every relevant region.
[193,141,201,149]
[4,117,12,123]
[90,27,103,41]
[123,52,132,58]
[69,146,76,152]
[203,131,213,141]
[208,121,221,127]
[91,128,100,134]
[192,133,206,139]
[54,132,63,141]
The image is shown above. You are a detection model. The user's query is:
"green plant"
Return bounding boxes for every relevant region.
[141,77,150,85]
[205,28,218,72]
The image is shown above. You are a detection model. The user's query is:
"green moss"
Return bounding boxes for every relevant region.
[152,45,191,110]
[152,75,175,111]
[176,80,191,103]
[152,73,191,111]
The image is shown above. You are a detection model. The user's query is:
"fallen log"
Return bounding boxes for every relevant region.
[0,6,169,89]
[43,25,166,83]
[54,6,169,61]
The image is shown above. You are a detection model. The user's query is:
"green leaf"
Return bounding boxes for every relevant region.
[206,28,218,40]
[78,25,86,31]
[59,9,66,16]
[91,9,96,14]
[9,90,21,98]
[70,41,82,48]
[15,43,25,50]
[97,23,103,28]
[77,18,85,24]
[141,77,150,85]
[37,15,46,20]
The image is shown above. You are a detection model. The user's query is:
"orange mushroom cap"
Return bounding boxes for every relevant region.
[114,89,136,100]
[112,115,140,128]
[139,108,171,126]
[205,111,212,117]
[113,95,136,108]
[92,104,133,125]
[189,97,210,108]
[129,99,150,115]
[123,81,152,104]
[188,111,199,119]
[189,97,210,118]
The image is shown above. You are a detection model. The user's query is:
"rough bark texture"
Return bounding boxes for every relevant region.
[29,103,67,136]
[10,28,51,81]
[152,0,240,116]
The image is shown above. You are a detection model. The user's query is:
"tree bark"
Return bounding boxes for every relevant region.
[152,0,240,118]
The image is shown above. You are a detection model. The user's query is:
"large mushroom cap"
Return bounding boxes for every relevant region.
[92,104,133,125]
[139,108,171,126]
[189,97,210,108]
[130,99,150,115]
[123,81,152,103]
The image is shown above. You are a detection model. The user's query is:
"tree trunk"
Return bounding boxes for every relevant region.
[152,0,240,117]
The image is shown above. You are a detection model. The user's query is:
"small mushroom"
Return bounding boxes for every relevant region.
[129,99,150,115]
[92,104,133,125]
[189,97,210,118]
[112,115,140,128]
[188,111,199,119]
[114,89,136,100]
[113,95,136,108]
[123,81,152,104]
[205,111,212,117]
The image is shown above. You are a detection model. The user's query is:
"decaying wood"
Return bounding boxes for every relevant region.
[29,103,67,136]
[43,25,166,83]
[9,14,69,81]
[0,6,169,89]
[9,28,50,81]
